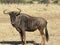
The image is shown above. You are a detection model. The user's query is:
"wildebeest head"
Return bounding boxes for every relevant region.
[3,8,21,24]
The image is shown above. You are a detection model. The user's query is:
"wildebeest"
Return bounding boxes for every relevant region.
[3,8,49,45]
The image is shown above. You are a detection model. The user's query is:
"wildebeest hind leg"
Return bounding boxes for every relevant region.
[38,27,45,45]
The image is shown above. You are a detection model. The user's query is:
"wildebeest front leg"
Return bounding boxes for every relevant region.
[38,27,45,45]
[19,31,24,45]
[19,31,26,45]
[19,18,26,45]
[23,31,26,45]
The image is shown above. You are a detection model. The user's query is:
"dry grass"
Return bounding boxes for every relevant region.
[0,4,60,45]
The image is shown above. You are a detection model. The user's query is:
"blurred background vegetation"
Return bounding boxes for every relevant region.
[0,0,60,5]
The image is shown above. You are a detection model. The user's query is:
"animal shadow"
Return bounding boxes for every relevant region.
[0,41,41,45]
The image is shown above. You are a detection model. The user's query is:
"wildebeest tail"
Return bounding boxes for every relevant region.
[45,24,49,42]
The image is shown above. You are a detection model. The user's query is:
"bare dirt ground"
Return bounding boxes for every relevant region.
[0,4,60,45]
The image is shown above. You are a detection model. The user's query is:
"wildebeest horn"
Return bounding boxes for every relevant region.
[3,9,9,14]
[17,8,21,13]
